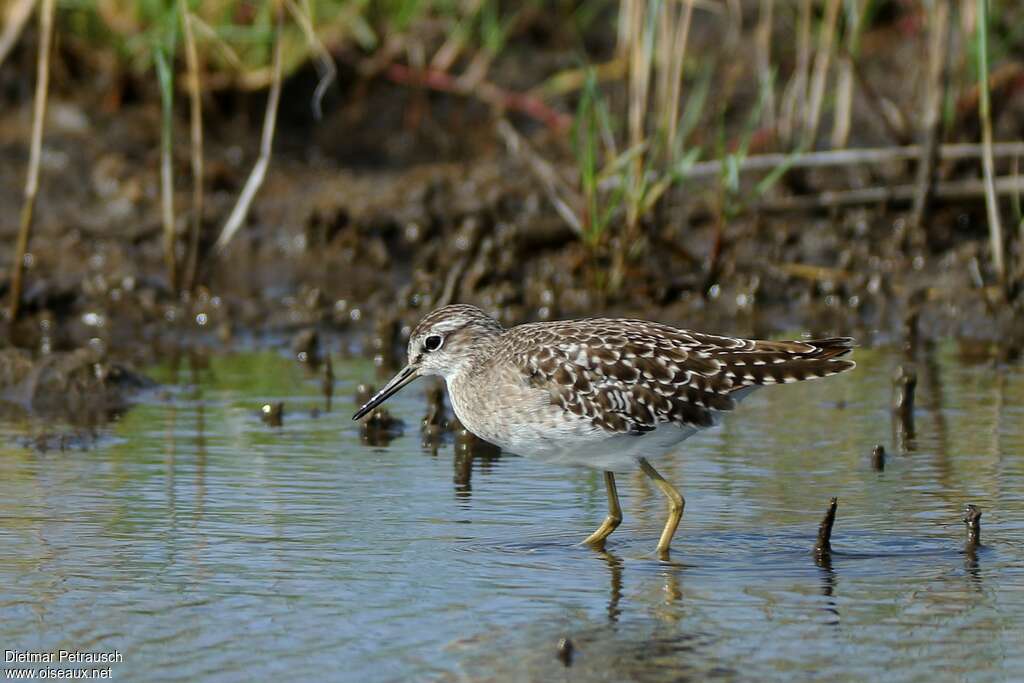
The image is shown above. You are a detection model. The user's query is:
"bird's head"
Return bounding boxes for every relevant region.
[352,304,503,420]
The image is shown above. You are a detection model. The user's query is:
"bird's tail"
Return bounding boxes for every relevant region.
[718,337,856,386]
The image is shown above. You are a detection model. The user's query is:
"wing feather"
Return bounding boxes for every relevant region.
[503,319,854,435]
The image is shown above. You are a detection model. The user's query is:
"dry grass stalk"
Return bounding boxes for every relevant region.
[831,0,864,149]
[975,0,1005,284]
[1018,155,1024,271]
[654,3,673,130]
[159,86,176,291]
[7,0,54,323]
[626,0,651,204]
[179,1,204,292]
[616,0,632,62]
[0,0,36,68]
[601,142,1024,184]
[755,0,776,129]
[188,14,244,72]
[758,174,1024,212]
[663,0,695,155]
[804,0,841,146]
[213,5,285,254]
[910,0,953,231]
[431,0,484,72]
[779,0,812,141]
[831,60,853,149]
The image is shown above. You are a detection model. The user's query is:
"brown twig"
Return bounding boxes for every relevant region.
[179,1,204,292]
[7,0,54,324]
[384,63,570,133]
[212,5,284,254]
[496,119,584,236]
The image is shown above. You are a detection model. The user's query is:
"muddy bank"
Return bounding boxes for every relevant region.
[1,77,1022,381]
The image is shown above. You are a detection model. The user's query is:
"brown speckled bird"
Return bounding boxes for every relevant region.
[354,304,855,557]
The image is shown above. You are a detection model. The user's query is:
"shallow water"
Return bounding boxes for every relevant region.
[1,344,1022,682]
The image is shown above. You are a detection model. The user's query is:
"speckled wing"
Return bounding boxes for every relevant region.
[504,319,855,436]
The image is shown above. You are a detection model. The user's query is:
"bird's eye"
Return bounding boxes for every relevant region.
[423,335,443,352]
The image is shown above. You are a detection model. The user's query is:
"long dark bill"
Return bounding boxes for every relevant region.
[352,365,420,420]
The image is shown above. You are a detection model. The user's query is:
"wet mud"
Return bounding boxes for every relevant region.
[2,35,1024,438]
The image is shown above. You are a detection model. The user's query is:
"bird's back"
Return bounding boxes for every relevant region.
[490,317,855,437]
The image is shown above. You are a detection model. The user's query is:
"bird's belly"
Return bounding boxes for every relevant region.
[527,422,699,471]
[447,374,725,471]
[454,394,698,471]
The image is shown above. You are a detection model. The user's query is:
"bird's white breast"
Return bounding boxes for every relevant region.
[447,368,703,472]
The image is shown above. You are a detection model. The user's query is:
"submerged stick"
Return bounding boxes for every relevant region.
[892,365,917,432]
[212,6,284,254]
[963,504,982,548]
[870,444,886,471]
[815,497,838,557]
[7,0,54,324]
[322,354,334,412]
[892,365,917,452]
[179,2,204,292]
[555,637,574,667]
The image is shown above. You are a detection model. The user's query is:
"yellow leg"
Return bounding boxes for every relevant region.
[582,471,622,548]
[639,458,684,558]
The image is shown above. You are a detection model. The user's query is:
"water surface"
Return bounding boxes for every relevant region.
[1,345,1022,681]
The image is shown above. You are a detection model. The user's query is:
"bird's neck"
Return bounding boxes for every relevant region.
[445,332,500,385]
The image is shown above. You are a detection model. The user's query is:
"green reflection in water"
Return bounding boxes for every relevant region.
[0,345,1022,682]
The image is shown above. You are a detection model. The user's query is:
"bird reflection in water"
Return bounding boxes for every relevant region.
[595,550,624,622]
[417,382,502,498]
[452,417,501,500]
[354,383,404,446]
[421,383,448,456]
[962,504,983,587]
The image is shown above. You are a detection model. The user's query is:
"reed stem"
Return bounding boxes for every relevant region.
[976,0,1005,284]
[7,0,54,324]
